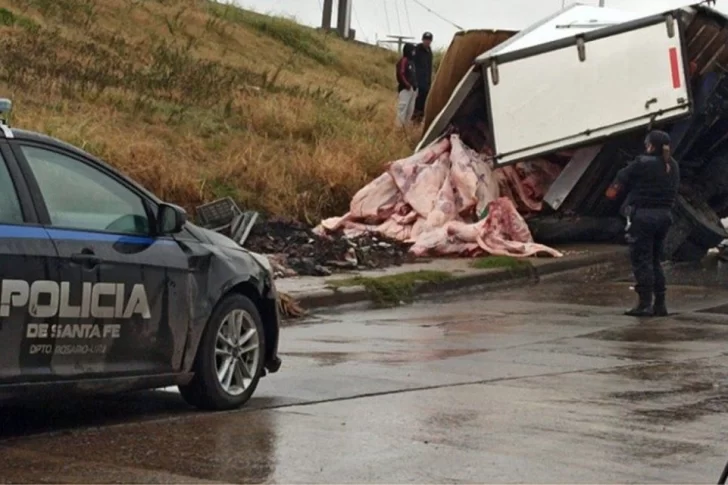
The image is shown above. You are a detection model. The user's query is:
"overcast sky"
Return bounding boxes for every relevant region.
[232,0,728,48]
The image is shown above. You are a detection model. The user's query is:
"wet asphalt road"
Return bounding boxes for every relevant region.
[3,260,728,483]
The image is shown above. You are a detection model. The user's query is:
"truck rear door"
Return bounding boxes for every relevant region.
[481,11,693,166]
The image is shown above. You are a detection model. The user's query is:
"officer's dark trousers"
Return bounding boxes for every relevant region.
[626,208,672,294]
[413,87,429,121]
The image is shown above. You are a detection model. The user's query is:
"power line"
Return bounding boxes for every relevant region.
[410,0,464,30]
[403,0,414,36]
[394,0,404,35]
[352,1,367,40]
[382,0,391,32]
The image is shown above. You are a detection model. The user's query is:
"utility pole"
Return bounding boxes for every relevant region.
[323,0,354,40]
[322,0,333,30]
[337,0,353,39]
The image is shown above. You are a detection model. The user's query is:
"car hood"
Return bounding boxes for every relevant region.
[184,223,273,274]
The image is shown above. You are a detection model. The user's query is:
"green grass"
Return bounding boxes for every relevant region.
[0,7,38,30]
[207,3,336,66]
[328,270,453,306]
[471,256,533,270]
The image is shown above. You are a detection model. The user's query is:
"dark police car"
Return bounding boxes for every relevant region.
[0,100,281,410]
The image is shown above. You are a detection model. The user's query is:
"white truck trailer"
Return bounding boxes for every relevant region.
[419,3,728,261]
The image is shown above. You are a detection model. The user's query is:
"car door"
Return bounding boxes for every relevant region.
[11,141,192,378]
[0,142,60,383]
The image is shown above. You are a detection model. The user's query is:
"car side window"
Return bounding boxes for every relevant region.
[0,156,24,225]
[20,146,150,235]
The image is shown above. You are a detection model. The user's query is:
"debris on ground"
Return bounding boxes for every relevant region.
[278,292,306,319]
[718,241,728,262]
[315,134,563,259]
[244,218,416,277]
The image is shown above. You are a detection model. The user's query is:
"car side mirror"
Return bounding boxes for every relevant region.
[157,203,187,235]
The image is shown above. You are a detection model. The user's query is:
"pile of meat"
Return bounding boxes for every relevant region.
[316,135,563,258]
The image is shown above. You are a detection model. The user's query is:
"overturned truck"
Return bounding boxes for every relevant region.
[420,3,728,261]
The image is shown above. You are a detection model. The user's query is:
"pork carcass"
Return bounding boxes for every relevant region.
[349,172,400,222]
[425,174,458,230]
[476,198,563,257]
[316,135,562,260]
[399,152,451,218]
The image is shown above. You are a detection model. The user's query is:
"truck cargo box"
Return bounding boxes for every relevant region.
[417,3,728,262]
[481,14,692,165]
[417,4,642,153]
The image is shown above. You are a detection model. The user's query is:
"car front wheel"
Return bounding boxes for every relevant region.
[179,293,265,411]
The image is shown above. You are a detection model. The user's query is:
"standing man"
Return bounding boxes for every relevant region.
[413,32,434,123]
[396,43,418,127]
[605,130,680,317]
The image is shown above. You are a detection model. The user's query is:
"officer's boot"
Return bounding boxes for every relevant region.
[653,292,668,317]
[625,291,654,317]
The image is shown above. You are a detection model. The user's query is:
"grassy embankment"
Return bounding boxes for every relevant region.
[0,0,418,222]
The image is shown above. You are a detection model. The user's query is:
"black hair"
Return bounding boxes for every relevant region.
[646,130,672,173]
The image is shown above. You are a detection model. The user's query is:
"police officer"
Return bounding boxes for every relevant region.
[606,130,680,317]
[413,32,433,123]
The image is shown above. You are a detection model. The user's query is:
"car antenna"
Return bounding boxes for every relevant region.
[0,98,12,127]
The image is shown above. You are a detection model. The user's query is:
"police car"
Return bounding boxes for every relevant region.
[0,100,281,411]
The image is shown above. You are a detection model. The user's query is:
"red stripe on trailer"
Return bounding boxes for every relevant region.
[669,47,681,89]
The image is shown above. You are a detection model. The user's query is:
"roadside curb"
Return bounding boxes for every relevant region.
[293,247,629,311]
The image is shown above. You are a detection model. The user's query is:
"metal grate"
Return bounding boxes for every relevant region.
[195,197,242,231]
[233,211,259,246]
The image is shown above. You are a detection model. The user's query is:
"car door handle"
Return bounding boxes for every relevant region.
[70,252,101,267]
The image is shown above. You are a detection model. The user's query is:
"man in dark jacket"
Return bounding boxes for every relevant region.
[396,43,418,126]
[413,32,433,123]
[606,130,680,317]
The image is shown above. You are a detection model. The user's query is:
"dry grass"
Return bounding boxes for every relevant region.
[0,0,420,222]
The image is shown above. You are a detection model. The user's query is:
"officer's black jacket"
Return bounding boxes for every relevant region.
[414,43,433,91]
[612,154,680,210]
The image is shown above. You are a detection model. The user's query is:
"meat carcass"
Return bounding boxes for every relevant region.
[425,174,458,229]
[412,198,562,258]
[315,135,562,260]
[410,224,480,257]
[349,172,400,222]
[476,198,562,257]
[377,218,412,241]
[517,160,563,210]
[400,152,451,217]
[389,137,451,195]
[449,135,480,213]
[493,159,563,215]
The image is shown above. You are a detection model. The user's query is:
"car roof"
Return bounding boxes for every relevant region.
[5,127,162,204]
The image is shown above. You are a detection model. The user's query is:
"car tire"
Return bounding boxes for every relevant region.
[179,293,266,411]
